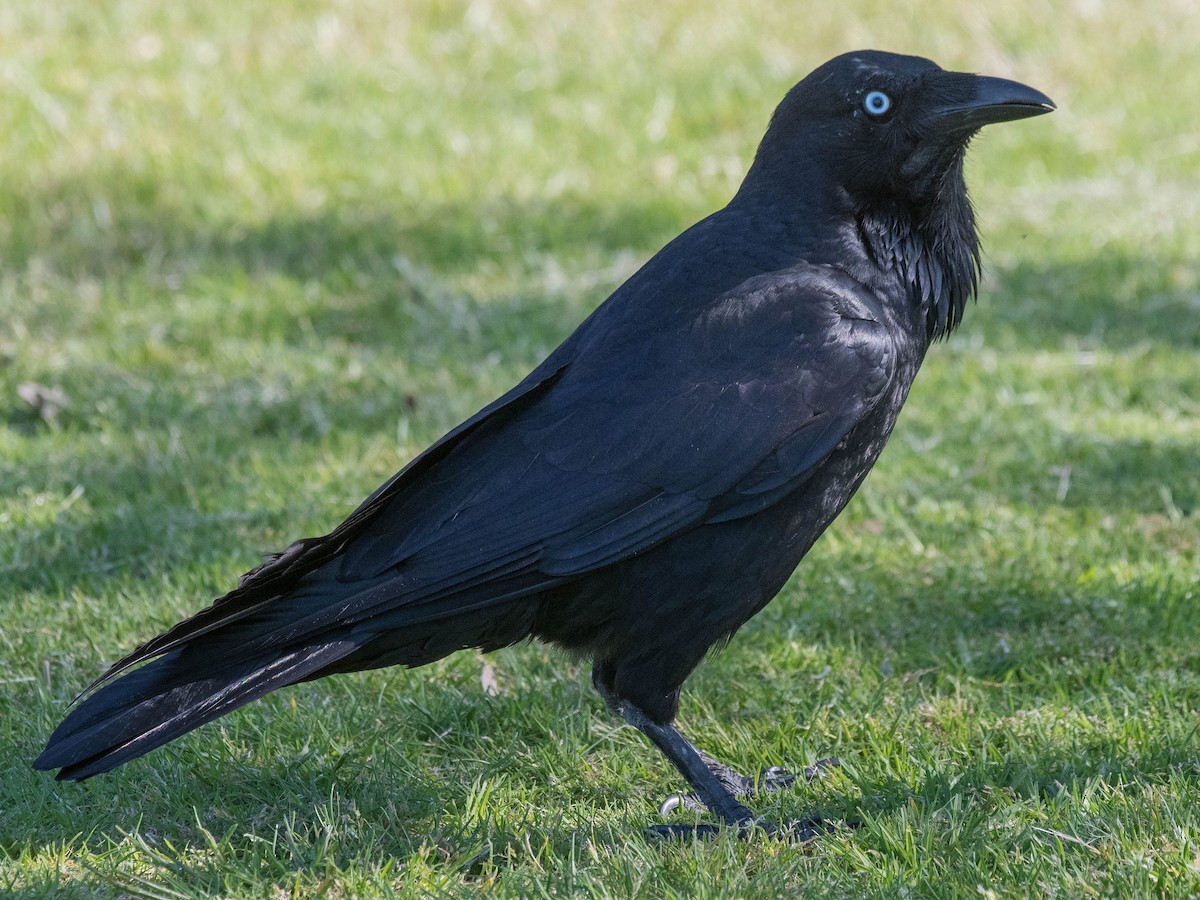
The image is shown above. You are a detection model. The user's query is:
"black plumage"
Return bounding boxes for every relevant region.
[35,50,1053,838]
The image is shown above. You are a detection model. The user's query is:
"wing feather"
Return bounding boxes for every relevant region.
[84,263,897,692]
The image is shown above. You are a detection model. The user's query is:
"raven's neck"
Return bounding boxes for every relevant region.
[733,151,982,342]
[856,187,981,341]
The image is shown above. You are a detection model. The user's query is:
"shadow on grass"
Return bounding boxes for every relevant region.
[1,164,683,286]
[1053,434,1199,517]
[932,428,1200,518]
[980,255,1200,350]
[842,734,1200,848]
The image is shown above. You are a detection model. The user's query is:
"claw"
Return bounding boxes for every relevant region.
[659,790,705,814]
[658,792,689,816]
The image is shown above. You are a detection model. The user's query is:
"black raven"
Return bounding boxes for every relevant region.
[35,50,1053,839]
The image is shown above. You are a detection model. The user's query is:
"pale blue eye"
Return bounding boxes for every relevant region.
[863,91,891,116]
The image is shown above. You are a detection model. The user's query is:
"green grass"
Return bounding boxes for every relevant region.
[2,0,1198,896]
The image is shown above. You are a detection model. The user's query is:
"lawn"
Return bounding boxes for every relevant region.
[2,0,1198,896]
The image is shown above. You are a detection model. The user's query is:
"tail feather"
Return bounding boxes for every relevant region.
[34,364,575,781]
[34,638,359,780]
[35,572,545,780]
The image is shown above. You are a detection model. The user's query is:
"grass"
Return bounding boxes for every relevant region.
[2,0,1198,896]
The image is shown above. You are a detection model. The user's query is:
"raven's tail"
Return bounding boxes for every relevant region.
[33,633,359,781]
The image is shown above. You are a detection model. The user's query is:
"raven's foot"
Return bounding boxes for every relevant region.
[659,756,841,816]
[644,815,838,843]
[602,692,846,846]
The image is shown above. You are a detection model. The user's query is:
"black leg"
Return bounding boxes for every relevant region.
[591,660,843,840]
[603,689,836,841]
[617,699,758,829]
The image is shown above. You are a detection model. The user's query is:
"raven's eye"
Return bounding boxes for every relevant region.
[863,91,892,117]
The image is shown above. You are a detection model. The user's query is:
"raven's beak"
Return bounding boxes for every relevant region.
[933,74,1056,131]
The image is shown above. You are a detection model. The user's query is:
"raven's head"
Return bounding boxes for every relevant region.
[744,50,1054,339]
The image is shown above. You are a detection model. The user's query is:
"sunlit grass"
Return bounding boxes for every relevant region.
[2,0,1198,896]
